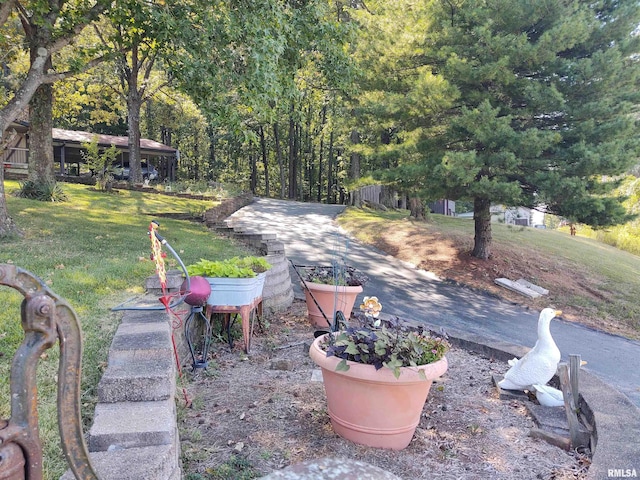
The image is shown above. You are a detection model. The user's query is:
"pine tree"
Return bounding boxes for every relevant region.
[380,0,640,259]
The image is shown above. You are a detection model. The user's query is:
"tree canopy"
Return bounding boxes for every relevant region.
[363,0,640,258]
[2,0,640,258]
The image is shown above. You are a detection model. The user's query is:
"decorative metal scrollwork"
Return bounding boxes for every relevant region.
[0,264,99,480]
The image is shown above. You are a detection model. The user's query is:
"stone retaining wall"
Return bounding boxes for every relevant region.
[203,193,254,225]
[61,223,294,479]
[61,307,181,480]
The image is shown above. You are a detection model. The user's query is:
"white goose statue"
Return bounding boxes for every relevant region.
[532,384,565,407]
[498,308,562,391]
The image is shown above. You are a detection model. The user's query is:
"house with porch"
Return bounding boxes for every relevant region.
[2,121,179,181]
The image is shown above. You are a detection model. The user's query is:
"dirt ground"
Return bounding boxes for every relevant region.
[179,299,591,480]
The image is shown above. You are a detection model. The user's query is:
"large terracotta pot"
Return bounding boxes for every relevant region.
[309,333,448,450]
[302,281,363,328]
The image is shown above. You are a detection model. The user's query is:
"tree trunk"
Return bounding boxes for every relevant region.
[0,131,17,235]
[28,80,55,184]
[0,47,50,136]
[409,197,425,220]
[351,189,362,207]
[273,122,285,199]
[162,126,174,181]
[327,130,335,203]
[207,125,216,181]
[249,152,257,193]
[121,41,146,184]
[0,166,17,236]
[259,125,269,197]
[127,86,143,183]
[349,130,361,181]
[287,108,297,199]
[380,186,395,208]
[472,197,492,260]
[317,104,327,202]
[28,23,56,186]
[295,122,302,200]
[304,103,313,201]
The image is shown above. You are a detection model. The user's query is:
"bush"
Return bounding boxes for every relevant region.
[15,180,68,202]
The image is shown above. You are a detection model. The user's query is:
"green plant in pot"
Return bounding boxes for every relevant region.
[309,297,450,450]
[186,256,271,278]
[298,263,368,329]
[186,256,272,307]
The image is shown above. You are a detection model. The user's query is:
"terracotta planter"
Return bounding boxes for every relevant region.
[302,281,363,328]
[309,334,448,450]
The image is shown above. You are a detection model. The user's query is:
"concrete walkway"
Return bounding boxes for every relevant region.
[225,197,640,409]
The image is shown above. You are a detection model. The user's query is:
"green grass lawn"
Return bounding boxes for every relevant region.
[0,180,253,479]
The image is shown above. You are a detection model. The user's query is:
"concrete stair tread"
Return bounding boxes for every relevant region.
[89,400,176,452]
[61,444,179,480]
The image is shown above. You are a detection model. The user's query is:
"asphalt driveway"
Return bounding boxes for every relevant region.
[226,197,640,408]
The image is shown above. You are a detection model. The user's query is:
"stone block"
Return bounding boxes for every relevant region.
[88,399,176,452]
[145,270,183,293]
[111,330,170,353]
[526,402,570,436]
[98,352,175,403]
[60,444,179,480]
[119,308,167,324]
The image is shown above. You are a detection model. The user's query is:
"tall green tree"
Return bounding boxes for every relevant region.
[171,0,355,197]
[92,1,186,184]
[378,0,640,259]
[0,0,110,235]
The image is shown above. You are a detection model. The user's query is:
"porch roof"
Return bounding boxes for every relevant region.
[52,128,178,156]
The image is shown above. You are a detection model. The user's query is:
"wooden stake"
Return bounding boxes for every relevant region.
[569,354,581,400]
[557,362,590,449]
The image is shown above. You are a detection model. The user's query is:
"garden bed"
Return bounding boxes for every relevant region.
[179,299,590,480]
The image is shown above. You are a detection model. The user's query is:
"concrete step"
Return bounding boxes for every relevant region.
[110,321,172,355]
[61,443,180,480]
[98,350,175,403]
[119,307,167,325]
[261,240,285,256]
[89,399,176,452]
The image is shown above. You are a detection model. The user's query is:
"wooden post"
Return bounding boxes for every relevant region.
[569,354,581,400]
[557,362,590,449]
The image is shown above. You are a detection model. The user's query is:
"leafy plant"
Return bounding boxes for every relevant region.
[81,136,119,191]
[321,308,449,379]
[186,256,271,278]
[15,180,68,202]
[301,263,368,286]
